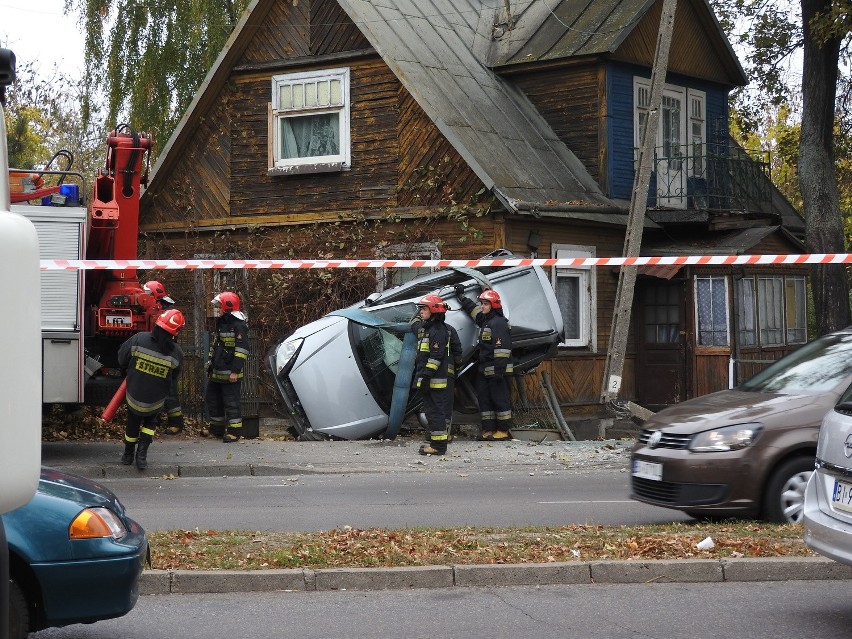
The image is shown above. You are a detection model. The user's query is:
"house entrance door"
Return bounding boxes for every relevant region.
[636,280,686,409]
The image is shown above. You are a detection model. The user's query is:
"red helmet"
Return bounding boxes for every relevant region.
[144,280,175,304]
[478,289,501,309]
[212,291,241,313]
[155,309,185,336]
[417,294,447,314]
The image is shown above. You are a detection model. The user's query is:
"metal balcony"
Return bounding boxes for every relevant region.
[641,143,772,214]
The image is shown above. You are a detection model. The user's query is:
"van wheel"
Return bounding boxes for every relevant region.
[763,457,814,523]
[9,578,30,639]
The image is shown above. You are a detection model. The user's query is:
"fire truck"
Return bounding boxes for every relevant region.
[9,126,163,407]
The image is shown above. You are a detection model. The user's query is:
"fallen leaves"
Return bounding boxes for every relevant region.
[147,522,815,571]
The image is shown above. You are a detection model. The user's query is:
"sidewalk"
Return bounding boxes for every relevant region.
[41,430,636,478]
[40,431,852,593]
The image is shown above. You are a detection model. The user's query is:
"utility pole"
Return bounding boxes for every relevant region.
[600,0,678,405]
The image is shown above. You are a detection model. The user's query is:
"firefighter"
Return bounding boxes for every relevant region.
[455,286,514,441]
[143,280,184,435]
[412,294,462,456]
[143,280,176,308]
[202,291,249,443]
[117,308,185,470]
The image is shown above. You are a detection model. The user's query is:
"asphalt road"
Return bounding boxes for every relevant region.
[100,467,692,531]
[31,580,851,639]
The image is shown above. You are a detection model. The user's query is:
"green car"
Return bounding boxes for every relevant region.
[4,468,148,638]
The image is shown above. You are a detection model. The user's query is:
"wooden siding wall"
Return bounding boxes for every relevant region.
[397,90,485,207]
[311,0,372,55]
[612,0,735,85]
[511,64,603,186]
[502,218,637,406]
[230,58,401,215]
[144,94,233,226]
[240,0,311,63]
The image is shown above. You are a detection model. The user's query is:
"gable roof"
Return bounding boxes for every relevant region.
[482,0,747,86]
[147,0,621,214]
[335,0,617,212]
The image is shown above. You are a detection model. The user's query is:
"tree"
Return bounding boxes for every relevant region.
[2,57,102,181]
[711,0,852,335]
[800,0,848,333]
[73,0,251,159]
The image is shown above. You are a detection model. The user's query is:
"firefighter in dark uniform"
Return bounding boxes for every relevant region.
[144,280,184,435]
[455,286,514,441]
[202,291,249,443]
[118,308,185,470]
[412,294,462,456]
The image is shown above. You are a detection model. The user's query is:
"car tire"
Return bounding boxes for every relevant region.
[9,578,30,639]
[763,456,814,523]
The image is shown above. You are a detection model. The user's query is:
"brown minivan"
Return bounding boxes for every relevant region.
[631,329,852,523]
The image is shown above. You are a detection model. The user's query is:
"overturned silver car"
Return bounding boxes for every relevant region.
[267,253,564,440]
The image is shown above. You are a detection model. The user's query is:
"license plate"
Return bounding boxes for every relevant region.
[831,478,852,514]
[632,459,663,481]
[105,315,132,326]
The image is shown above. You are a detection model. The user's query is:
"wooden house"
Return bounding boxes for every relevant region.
[140,0,807,426]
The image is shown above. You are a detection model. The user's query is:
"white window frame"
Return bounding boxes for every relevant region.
[633,78,706,208]
[551,244,596,349]
[633,79,705,164]
[375,242,440,292]
[694,275,730,347]
[269,67,351,175]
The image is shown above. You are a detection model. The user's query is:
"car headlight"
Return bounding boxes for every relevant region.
[69,507,128,540]
[689,423,762,452]
[275,338,303,376]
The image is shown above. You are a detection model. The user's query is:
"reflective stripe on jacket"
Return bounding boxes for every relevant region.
[118,332,183,415]
[459,297,513,377]
[411,318,461,390]
[209,313,250,382]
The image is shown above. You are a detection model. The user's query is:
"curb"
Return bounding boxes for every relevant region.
[139,557,852,595]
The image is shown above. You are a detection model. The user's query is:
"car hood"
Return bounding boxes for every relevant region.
[642,389,838,434]
[2,468,132,563]
[36,467,122,511]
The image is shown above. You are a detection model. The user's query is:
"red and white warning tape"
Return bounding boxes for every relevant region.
[37,254,852,270]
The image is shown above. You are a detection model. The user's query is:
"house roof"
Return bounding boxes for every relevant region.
[484,0,747,86]
[335,0,616,212]
[643,226,805,256]
[147,0,620,214]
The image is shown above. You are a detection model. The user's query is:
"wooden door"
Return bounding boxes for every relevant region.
[636,280,686,408]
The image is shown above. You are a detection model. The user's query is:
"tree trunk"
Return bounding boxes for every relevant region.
[800,0,849,335]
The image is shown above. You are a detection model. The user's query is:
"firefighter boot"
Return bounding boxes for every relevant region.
[419,439,447,456]
[120,442,135,465]
[135,438,151,470]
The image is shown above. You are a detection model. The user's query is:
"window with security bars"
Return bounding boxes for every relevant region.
[695,276,729,346]
[270,68,350,173]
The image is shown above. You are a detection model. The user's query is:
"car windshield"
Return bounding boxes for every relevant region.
[740,332,852,394]
[349,302,419,411]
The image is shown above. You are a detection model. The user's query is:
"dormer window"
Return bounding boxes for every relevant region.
[269,68,351,175]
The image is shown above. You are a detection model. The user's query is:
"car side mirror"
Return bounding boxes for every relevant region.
[364,292,381,307]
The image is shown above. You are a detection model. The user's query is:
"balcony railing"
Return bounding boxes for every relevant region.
[640,143,772,214]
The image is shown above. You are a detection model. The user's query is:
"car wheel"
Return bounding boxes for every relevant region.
[9,578,30,639]
[763,457,814,523]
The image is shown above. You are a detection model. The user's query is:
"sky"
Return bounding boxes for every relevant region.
[0,0,86,78]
